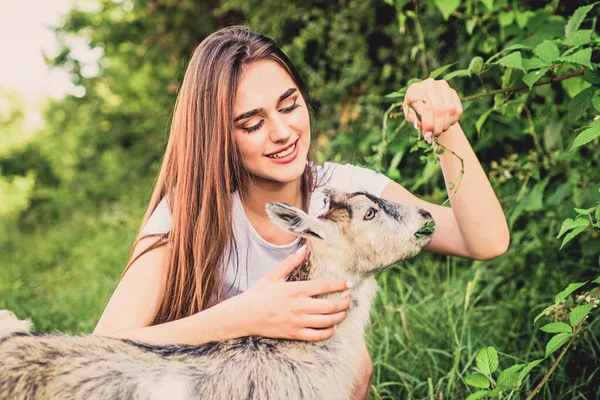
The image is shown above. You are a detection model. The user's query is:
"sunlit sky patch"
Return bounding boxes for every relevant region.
[0,0,101,127]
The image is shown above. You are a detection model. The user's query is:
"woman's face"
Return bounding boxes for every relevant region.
[232,60,311,185]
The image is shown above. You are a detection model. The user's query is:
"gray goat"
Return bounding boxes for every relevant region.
[0,189,434,400]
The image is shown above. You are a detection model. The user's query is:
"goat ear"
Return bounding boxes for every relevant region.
[265,202,325,239]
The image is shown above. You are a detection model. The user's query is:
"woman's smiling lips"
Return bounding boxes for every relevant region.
[264,138,300,164]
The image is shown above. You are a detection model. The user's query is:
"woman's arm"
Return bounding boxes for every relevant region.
[93,236,249,345]
[380,79,509,261]
[94,239,351,345]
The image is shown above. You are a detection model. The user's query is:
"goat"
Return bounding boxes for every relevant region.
[0,188,434,400]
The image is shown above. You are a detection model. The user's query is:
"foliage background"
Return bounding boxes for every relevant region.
[0,0,598,398]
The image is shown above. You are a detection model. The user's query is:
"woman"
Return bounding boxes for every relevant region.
[93,26,509,399]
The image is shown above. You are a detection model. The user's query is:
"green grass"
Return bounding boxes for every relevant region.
[367,254,600,399]
[0,203,141,334]
[1,200,598,399]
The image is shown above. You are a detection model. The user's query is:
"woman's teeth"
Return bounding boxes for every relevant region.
[267,142,296,159]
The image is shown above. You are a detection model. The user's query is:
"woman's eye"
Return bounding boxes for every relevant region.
[364,208,377,221]
[242,119,264,133]
[279,100,300,113]
[241,100,300,133]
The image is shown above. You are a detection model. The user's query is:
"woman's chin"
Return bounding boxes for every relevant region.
[253,157,307,184]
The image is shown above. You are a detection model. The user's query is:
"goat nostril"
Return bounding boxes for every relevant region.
[419,209,432,219]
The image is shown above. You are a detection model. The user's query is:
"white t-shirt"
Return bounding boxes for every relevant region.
[141,162,392,302]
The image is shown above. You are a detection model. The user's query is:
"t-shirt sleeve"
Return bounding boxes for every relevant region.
[320,162,393,196]
[141,196,173,235]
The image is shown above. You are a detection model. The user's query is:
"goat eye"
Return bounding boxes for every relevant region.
[364,208,377,221]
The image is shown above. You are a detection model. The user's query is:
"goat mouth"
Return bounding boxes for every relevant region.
[414,220,436,238]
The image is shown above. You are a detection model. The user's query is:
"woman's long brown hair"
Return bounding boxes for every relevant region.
[123,26,315,325]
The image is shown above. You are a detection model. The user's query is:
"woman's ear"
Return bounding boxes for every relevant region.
[265,202,326,239]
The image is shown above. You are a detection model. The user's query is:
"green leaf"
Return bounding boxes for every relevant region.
[485,44,532,63]
[497,364,525,389]
[465,373,491,388]
[384,90,406,99]
[479,0,493,12]
[565,4,595,38]
[583,69,600,85]
[559,48,593,69]
[570,304,594,327]
[560,225,588,249]
[496,52,525,71]
[592,276,600,284]
[475,108,494,133]
[515,10,534,28]
[518,359,543,383]
[501,67,513,91]
[522,177,549,212]
[563,30,593,47]
[570,125,600,150]
[429,62,458,79]
[417,140,430,149]
[523,57,549,70]
[567,87,594,124]
[592,90,600,113]
[557,218,589,239]
[555,281,588,303]
[596,205,600,220]
[444,69,471,80]
[543,119,564,152]
[498,11,514,27]
[466,390,492,400]
[534,40,559,64]
[541,322,572,334]
[434,0,460,20]
[466,17,477,35]
[534,304,557,324]
[476,347,499,375]
[545,333,571,357]
[523,68,548,90]
[574,207,595,215]
[469,56,484,75]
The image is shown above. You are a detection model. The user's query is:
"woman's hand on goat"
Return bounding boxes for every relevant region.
[234,245,352,341]
[402,78,463,144]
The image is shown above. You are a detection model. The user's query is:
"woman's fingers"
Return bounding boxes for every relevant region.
[441,87,460,130]
[403,100,421,125]
[298,296,352,314]
[300,311,347,329]
[432,91,448,133]
[408,99,434,135]
[262,245,307,281]
[295,327,335,341]
[451,89,463,126]
[292,279,351,297]
[404,79,464,141]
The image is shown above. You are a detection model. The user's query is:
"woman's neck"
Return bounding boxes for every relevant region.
[240,178,304,220]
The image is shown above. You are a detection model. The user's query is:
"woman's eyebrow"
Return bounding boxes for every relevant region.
[233,88,298,122]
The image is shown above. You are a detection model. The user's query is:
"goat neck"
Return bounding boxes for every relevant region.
[289,242,378,346]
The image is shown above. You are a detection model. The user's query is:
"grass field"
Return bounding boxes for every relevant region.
[1,197,598,399]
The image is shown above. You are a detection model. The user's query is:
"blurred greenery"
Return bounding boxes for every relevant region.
[1,0,599,398]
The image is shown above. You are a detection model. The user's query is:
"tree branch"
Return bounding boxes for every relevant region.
[525,284,600,400]
[461,69,586,102]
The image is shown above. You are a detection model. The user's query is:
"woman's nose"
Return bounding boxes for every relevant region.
[268,114,292,143]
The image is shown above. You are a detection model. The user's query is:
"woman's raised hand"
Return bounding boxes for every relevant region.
[233,245,352,341]
[402,78,463,144]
